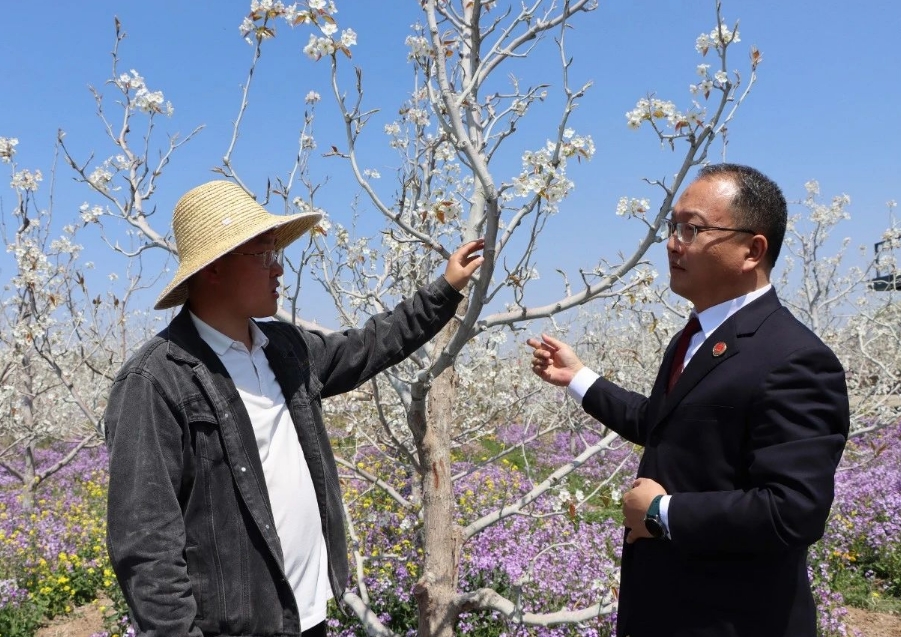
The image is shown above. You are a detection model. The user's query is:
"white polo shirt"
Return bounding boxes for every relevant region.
[191,313,331,630]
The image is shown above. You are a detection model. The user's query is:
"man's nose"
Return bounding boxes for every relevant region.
[667,233,682,254]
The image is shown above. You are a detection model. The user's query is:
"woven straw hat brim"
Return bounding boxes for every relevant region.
[154,181,322,310]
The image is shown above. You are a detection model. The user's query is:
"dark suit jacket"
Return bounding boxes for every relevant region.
[583,289,849,637]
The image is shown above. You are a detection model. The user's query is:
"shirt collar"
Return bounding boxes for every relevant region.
[694,284,772,337]
[189,312,270,355]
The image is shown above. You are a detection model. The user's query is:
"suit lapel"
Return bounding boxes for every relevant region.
[651,289,783,430]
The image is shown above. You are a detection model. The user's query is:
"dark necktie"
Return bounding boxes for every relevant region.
[667,315,702,392]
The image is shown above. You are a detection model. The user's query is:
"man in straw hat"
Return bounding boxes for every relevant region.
[104,180,484,637]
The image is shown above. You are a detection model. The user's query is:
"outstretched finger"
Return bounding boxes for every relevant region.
[540,333,566,351]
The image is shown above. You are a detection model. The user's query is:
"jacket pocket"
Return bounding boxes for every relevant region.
[185,545,206,620]
[676,403,734,424]
[184,398,226,463]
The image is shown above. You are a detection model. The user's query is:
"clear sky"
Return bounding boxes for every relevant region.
[2,1,899,325]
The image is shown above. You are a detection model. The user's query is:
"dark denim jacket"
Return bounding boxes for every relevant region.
[105,278,461,637]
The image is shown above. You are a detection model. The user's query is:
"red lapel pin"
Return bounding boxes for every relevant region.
[712,342,727,357]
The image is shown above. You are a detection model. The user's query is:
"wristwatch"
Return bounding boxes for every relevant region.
[644,494,666,539]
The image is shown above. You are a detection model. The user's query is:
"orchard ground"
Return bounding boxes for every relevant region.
[2,421,901,637]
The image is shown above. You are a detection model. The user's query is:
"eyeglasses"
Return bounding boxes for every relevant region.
[227,249,282,268]
[661,219,756,245]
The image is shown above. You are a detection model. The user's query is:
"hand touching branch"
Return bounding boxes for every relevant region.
[443,238,485,291]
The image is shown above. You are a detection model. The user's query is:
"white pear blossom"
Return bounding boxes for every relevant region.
[115,69,173,115]
[303,33,337,60]
[432,200,461,222]
[685,109,705,126]
[711,24,740,46]
[291,197,326,217]
[0,137,18,163]
[239,16,255,40]
[78,203,105,224]
[434,142,455,162]
[406,108,430,127]
[615,197,652,218]
[363,168,381,179]
[315,217,332,235]
[11,169,42,192]
[405,34,431,60]
[88,167,114,193]
[340,28,356,47]
[304,90,321,104]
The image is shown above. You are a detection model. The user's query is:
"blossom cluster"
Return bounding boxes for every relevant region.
[625,97,705,132]
[511,129,596,212]
[238,0,357,62]
[114,70,173,116]
[0,137,18,163]
[615,197,652,219]
[695,23,741,55]
[624,20,742,132]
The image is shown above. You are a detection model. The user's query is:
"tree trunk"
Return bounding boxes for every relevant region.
[22,442,38,512]
[20,351,39,512]
[413,320,465,637]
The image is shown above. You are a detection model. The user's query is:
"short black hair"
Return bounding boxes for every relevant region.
[697,163,787,269]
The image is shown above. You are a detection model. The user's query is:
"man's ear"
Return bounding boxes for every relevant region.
[743,234,768,272]
[187,260,222,296]
[199,260,223,281]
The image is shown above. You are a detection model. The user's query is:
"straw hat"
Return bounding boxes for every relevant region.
[154,180,322,310]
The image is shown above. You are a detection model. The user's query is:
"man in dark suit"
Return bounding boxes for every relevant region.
[527,164,849,637]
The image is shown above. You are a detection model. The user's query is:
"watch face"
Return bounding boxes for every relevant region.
[644,517,665,539]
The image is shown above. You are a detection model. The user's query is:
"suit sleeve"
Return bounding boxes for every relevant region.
[668,345,849,553]
[304,277,462,398]
[581,376,652,445]
[105,371,203,637]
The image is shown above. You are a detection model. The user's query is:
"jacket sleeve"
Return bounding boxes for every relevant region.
[305,276,463,398]
[105,370,203,637]
[668,345,850,553]
[581,376,651,445]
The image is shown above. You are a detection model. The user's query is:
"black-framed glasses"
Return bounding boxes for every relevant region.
[661,219,756,245]
[227,249,282,269]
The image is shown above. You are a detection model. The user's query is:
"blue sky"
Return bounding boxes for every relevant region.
[2,1,899,324]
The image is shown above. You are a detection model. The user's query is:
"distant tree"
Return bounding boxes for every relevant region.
[778,184,901,436]
[0,137,150,510]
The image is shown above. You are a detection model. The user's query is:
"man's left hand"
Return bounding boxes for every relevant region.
[623,477,667,544]
[443,238,485,291]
